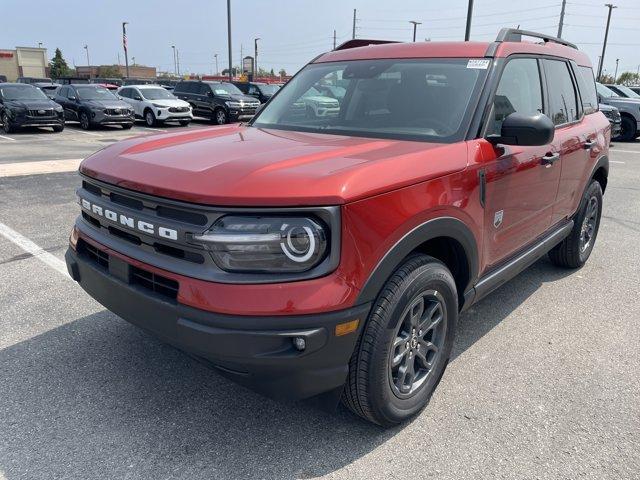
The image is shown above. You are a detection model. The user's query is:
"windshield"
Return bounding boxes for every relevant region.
[140,87,175,100]
[258,84,279,95]
[614,85,640,99]
[0,85,48,100]
[76,86,117,100]
[252,58,488,142]
[212,83,242,96]
[596,83,618,98]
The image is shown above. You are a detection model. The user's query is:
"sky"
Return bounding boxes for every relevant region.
[2,0,640,78]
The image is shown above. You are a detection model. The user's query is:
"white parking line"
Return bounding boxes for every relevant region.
[610,160,626,164]
[0,134,16,141]
[68,129,103,137]
[136,126,167,132]
[0,222,69,278]
[0,159,83,177]
[611,149,640,154]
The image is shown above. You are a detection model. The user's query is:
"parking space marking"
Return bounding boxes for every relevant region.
[0,134,16,141]
[0,159,83,177]
[610,160,625,164]
[0,222,69,278]
[135,126,167,132]
[611,149,640,154]
[67,129,103,137]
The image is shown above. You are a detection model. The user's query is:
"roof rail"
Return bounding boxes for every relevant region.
[334,39,400,51]
[495,28,577,49]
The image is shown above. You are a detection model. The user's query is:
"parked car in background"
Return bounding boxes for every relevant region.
[17,76,54,84]
[630,86,640,95]
[53,84,134,130]
[316,84,347,102]
[173,80,260,124]
[0,75,7,83]
[118,84,192,126]
[604,84,640,100]
[0,83,64,133]
[596,82,640,141]
[34,82,61,99]
[232,81,280,103]
[300,86,340,117]
[600,103,622,138]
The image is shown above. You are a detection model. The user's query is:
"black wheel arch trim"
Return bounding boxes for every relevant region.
[589,154,609,194]
[355,216,479,309]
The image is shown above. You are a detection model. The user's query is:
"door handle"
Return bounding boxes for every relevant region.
[541,152,560,166]
[583,139,596,150]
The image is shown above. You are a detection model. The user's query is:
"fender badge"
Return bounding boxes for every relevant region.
[494,210,504,228]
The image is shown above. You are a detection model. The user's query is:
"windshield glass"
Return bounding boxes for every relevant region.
[258,84,279,95]
[614,85,640,99]
[0,85,48,100]
[596,83,618,98]
[76,86,117,100]
[140,87,175,100]
[212,83,242,96]
[252,58,488,142]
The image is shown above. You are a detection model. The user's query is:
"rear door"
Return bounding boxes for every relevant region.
[480,56,562,269]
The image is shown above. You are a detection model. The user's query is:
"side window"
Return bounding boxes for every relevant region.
[490,58,543,134]
[67,87,76,99]
[57,86,68,97]
[543,59,579,125]
[248,85,258,95]
[198,84,211,96]
[173,83,185,93]
[119,88,130,98]
[575,65,598,115]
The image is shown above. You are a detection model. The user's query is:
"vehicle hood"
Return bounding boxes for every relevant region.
[145,98,189,108]
[80,125,468,206]
[304,95,339,104]
[82,99,131,109]
[4,99,59,110]
[224,93,260,104]
[603,97,640,106]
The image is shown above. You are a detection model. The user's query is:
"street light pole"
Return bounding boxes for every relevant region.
[122,22,130,78]
[227,0,232,81]
[409,21,421,42]
[614,58,619,80]
[254,38,260,78]
[214,53,218,76]
[597,4,617,81]
[84,44,90,66]
[557,0,567,38]
[172,45,177,76]
[464,0,474,41]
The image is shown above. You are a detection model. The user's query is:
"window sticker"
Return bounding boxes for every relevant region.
[467,59,491,69]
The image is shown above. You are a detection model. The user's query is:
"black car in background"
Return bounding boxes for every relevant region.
[599,103,622,138]
[232,81,280,104]
[173,80,260,124]
[35,82,61,99]
[0,83,64,133]
[0,75,7,83]
[17,76,54,84]
[53,84,134,130]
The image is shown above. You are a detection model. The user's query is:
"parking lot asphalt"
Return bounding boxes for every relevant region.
[1,126,639,480]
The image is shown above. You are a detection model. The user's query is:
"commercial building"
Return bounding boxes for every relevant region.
[0,47,49,81]
[75,64,156,79]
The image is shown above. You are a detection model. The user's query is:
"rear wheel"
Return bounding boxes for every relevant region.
[342,254,457,426]
[549,180,603,268]
[79,112,91,130]
[617,115,637,142]
[2,113,15,133]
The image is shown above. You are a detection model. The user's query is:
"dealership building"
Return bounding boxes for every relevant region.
[75,64,156,79]
[0,47,49,81]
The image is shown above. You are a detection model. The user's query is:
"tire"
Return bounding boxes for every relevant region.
[2,113,16,133]
[617,115,637,142]
[213,108,228,125]
[144,109,157,127]
[52,124,64,133]
[179,120,191,126]
[79,111,91,130]
[342,254,458,426]
[121,123,133,130]
[548,180,603,268]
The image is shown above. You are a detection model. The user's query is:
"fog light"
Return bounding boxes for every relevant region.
[292,337,306,351]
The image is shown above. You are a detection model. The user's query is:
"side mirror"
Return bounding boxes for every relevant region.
[133,95,142,101]
[487,112,554,146]
[69,96,77,101]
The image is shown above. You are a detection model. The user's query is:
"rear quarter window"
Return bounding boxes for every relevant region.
[575,65,599,115]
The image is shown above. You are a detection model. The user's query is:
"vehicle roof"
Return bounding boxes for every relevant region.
[123,84,163,89]
[314,39,592,67]
[0,82,37,87]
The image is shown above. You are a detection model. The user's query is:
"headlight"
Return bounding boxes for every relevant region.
[54,106,63,112]
[192,216,328,273]
[226,101,242,108]
[152,103,165,108]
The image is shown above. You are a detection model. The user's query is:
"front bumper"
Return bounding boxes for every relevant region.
[156,109,193,121]
[11,114,64,128]
[65,243,370,401]
[92,111,135,125]
[228,107,258,121]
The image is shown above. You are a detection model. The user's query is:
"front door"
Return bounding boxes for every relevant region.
[480,57,561,270]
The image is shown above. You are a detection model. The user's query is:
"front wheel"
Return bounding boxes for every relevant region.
[145,109,157,127]
[617,116,637,142]
[549,180,603,268]
[79,112,91,130]
[179,120,191,126]
[213,108,228,125]
[52,124,64,133]
[2,113,15,133]
[121,123,133,130]
[342,254,457,426]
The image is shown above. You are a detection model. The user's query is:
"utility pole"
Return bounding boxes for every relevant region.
[557,0,567,38]
[122,22,130,78]
[464,0,474,41]
[333,30,337,50]
[409,21,421,42]
[254,38,260,77]
[352,9,357,39]
[84,44,90,66]
[132,56,136,66]
[614,58,619,80]
[597,4,617,81]
[172,45,177,76]
[227,0,233,81]
[176,49,180,76]
[214,53,218,76]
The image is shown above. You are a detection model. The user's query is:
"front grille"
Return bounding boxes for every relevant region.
[78,239,108,269]
[104,108,129,116]
[168,106,189,113]
[28,109,55,117]
[131,266,179,300]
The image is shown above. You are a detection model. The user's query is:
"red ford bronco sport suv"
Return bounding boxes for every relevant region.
[66,29,609,426]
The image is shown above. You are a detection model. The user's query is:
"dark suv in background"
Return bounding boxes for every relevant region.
[53,84,134,130]
[173,80,260,124]
[0,82,64,133]
[232,81,280,103]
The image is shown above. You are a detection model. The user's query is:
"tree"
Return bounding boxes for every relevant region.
[98,65,123,78]
[49,48,70,79]
[598,73,615,84]
[279,68,287,77]
[617,71,640,86]
[270,68,275,77]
